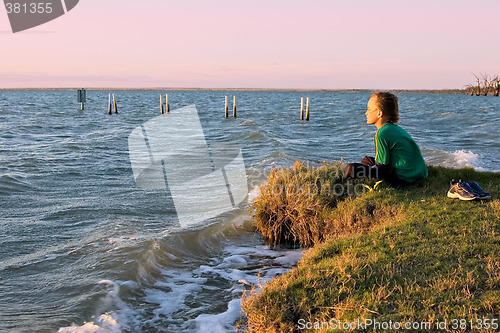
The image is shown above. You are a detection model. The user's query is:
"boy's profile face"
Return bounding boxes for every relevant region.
[365,95,381,125]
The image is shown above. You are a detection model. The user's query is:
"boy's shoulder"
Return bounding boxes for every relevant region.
[378,122,399,135]
[378,123,411,139]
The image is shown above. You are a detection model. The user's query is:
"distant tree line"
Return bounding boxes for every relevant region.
[465,74,500,96]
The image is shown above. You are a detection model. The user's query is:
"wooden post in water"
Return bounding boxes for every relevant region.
[300,97,304,120]
[225,96,228,118]
[77,89,85,111]
[166,94,170,113]
[113,94,118,114]
[305,97,310,121]
[160,95,164,114]
[108,94,112,115]
[233,95,237,118]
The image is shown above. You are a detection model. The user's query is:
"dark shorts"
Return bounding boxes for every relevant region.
[345,156,409,186]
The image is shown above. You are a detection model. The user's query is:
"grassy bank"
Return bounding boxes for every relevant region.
[242,164,500,332]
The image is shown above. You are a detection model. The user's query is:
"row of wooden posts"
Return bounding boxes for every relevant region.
[102,93,310,120]
[160,94,310,120]
[107,93,118,114]
[224,95,237,118]
[160,94,170,114]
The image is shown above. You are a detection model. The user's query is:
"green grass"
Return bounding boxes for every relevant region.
[242,165,500,332]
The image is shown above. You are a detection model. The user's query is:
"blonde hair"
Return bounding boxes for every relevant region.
[372,92,399,124]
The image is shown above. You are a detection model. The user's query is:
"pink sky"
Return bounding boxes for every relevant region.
[1,0,499,89]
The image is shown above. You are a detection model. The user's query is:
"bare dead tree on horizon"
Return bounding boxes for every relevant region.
[469,73,499,96]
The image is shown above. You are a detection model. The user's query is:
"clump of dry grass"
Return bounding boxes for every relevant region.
[252,161,358,247]
[252,161,396,248]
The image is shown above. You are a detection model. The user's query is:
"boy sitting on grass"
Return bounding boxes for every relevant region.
[345,92,428,186]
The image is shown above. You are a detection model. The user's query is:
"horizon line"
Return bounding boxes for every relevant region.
[0,87,468,94]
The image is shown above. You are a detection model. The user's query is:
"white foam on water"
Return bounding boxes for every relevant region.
[141,244,303,332]
[190,298,242,333]
[45,254,58,261]
[144,270,208,321]
[452,150,486,171]
[222,255,248,267]
[423,148,487,171]
[247,185,261,204]
[57,313,121,333]
[273,248,305,266]
[57,280,140,333]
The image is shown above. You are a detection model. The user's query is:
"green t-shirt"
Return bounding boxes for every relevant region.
[375,123,428,183]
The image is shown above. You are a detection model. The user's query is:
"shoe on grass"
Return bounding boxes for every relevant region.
[467,181,492,200]
[447,180,479,201]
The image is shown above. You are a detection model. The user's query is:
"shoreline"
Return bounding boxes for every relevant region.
[242,164,500,331]
[0,87,467,94]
